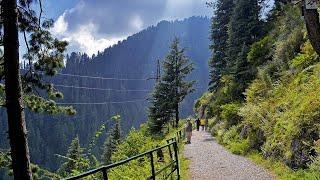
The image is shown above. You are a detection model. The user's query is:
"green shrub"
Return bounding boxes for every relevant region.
[290,41,319,71]
[220,103,242,129]
[240,64,320,168]
[247,35,274,66]
[229,140,250,155]
[221,126,240,145]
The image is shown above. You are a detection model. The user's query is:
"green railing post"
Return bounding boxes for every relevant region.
[149,152,156,180]
[167,140,173,160]
[102,168,108,180]
[176,132,179,142]
[65,141,179,180]
[173,142,180,180]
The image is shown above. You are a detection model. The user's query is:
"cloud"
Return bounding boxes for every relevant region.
[64,23,124,56]
[130,15,144,31]
[51,12,68,35]
[52,0,212,56]
[53,19,124,56]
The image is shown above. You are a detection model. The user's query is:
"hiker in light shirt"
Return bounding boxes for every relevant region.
[185,119,193,144]
[200,119,206,131]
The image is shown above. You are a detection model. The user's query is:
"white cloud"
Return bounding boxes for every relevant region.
[130,15,144,31]
[51,12,68,35]
[52,14,125,56]
[67,23,124,56]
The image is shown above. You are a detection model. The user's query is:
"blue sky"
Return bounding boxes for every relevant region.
[41,0,274,56]
[48,0,213,56]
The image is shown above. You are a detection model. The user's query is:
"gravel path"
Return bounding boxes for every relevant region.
[183,131,275,180]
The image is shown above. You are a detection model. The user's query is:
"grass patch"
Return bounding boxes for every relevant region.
[179,143,191,180]
[247,152,319,180]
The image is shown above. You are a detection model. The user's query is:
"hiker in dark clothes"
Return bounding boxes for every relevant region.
[195,118,200,131]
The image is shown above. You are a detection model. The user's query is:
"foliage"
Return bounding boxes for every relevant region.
[208,0,234,92]
[147,81,173,134]
[239,59,320,168]
[198,1,320,176]
[0,0,74,114]
[225,0,263,99]
[194,92,214,117]
[247,35,274,66]
[148,38,195,132]
[102,115,122,164]
[108,128,159,179]
[57,137,95,178]
[290,41,319,71]
[0,17,210,171]
[248,152,320,180]
[1,149,60,179]
[220,103,242,129]
[0,0,74,179]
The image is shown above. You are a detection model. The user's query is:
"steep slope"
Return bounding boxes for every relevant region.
[0,16,210,170]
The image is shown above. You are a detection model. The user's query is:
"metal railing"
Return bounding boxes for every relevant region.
[65,141,180,180]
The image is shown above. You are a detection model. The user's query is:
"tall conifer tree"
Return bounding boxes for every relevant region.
[147,81,173,133]
[208,0,234,92]
[57,137,90,177]
[1,0,71,178]
[148,38,194,131]
[226,0,262,99]
[102,116,121,164]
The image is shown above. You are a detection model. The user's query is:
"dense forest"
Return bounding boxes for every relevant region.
[195,0,320,178]
[0,16,210,171]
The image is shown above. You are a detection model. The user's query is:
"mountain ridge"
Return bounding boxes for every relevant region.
[0,16,211,170]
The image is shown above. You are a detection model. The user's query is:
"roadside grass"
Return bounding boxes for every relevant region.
[179,143,191,180]
[247,152,319,180]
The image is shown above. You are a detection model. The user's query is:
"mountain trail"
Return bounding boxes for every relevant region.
[183,131,275,180]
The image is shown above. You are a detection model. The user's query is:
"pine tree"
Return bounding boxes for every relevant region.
[226,0,263,99]
[102,115,121,164]
[208,0,234,92]
[1,1,71,178]
[57,137,90,177]
[3,1,32,178]
[147,82,173,133]
[147,38,194,132]
[161,38,195,127]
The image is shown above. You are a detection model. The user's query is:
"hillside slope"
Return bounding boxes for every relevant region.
[0,16,210,170]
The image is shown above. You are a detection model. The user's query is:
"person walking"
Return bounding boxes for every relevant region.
[195,118,200,131]
[185,120,193,144]
[205,118,209,131]
[200,119,206,131]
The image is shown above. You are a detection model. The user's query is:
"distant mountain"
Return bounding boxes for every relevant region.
[0,16,211,170]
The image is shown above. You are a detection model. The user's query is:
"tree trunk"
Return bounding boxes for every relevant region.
[303,0,320,55]
[3,0,33,179]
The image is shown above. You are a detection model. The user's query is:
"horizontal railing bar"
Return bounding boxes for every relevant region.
[154,161,176,177]
[65,141,177,180]
[65,168,102,180]
[163,166,178,180]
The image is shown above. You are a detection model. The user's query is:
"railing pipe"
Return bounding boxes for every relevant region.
[149,152,156,180]
[65,126,186,180]
[173,142,180,180]
[102,168,108,180]
[65,142,176,180]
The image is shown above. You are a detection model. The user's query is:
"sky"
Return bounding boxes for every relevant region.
[46,0,213,56]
